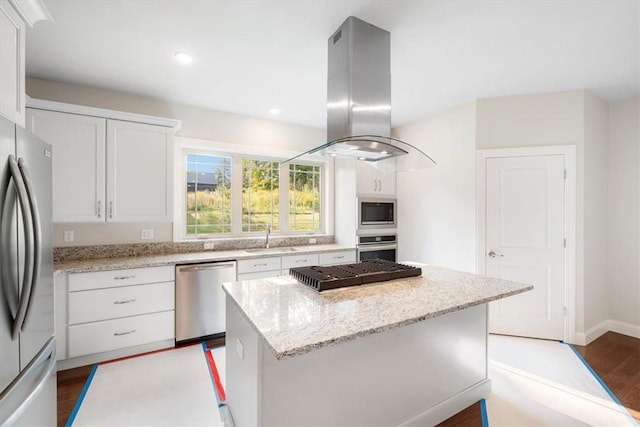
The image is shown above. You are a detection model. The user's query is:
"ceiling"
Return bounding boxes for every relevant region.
[26,1,639,129]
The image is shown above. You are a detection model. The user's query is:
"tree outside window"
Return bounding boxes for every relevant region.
[289,164,321,231]
[242,159,279,232]
[185,153,232,235]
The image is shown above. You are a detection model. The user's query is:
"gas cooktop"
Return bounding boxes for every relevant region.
[289,259,422,292]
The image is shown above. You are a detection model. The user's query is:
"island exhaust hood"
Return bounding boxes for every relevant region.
[283,16,435,172]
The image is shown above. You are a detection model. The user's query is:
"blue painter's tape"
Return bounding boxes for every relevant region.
[480,398,489,427]
[65,364,98,427]
[566,343,639,426]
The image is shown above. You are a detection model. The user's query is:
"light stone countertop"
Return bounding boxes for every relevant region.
[223,265,533,360]
[54,244,354,274]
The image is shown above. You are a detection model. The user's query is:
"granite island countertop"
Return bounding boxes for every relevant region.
[223,265,533,360]
[54,244,354,274]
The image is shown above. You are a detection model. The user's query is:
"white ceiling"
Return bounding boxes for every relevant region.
[26,0,639,129]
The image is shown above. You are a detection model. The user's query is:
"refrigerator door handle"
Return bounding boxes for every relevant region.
[7,155,35,341]
[0,337,56,426]
[17,158,42,332]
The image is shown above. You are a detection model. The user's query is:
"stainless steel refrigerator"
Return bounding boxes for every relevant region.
[0,115,56,426]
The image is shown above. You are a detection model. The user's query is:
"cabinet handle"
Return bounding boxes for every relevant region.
[113,275,136,280]
[109,201,113,218]
[113,329,136,336]
[374,180,378,192]
[113,298,136,305]
[97,200,101,218]
[295,259,308,263]
[333,256,345,259]
[254,263,267,267]
[377,179,382,192]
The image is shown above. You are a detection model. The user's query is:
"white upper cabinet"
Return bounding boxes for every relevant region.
[26,102,179,223]
[0,0,26,127]
[356,160,395,196]
[26,109,106,222]
[106,120,173,222]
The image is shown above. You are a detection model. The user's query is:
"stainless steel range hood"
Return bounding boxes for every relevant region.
[282,16,435,172]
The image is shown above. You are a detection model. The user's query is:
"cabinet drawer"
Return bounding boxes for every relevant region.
[68,311,174,358]
[237,257,281,274]
[68,266,175,291]
[237,270,281,281]
[319,250,356,265]
[68,281,175,325]
[281,254,319,269]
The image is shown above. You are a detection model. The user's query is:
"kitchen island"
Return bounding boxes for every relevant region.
[223,265,532,426]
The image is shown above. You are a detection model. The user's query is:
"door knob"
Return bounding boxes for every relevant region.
[488,250,504,258]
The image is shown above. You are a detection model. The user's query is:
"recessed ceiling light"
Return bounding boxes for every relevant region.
[269,108,280,115]
[174,51,193,65]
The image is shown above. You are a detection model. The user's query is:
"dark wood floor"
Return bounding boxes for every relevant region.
[57,333,639,426]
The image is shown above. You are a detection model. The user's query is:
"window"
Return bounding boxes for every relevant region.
[183,150,324,238]
[186,153,232,235]
[289,164,321,231]
[242,159,279,232]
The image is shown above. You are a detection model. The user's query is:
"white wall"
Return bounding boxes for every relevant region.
[476,91,584,149]
[26,78,326,246]
[27,78,324,151]
[403,90,622,342]
[582,92,609,334]
[607,98,640,332]
[394,102,477,273]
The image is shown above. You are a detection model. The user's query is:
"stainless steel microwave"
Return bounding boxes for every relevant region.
[357,198,396,229]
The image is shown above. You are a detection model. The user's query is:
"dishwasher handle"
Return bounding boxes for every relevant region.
[177,263,236,272]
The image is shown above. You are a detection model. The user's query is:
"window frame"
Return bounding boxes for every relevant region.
[178,146,329,241]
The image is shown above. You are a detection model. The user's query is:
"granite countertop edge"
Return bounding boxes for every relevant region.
[274,285,533,360]
[54,244,354,274]
[223,277,534,360]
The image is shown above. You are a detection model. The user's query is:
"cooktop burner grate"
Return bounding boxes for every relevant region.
[289,259,422,292]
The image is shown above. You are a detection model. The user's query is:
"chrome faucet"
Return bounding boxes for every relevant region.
[265,223,271,248]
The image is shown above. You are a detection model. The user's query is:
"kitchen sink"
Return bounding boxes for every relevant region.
[245,247,298,254]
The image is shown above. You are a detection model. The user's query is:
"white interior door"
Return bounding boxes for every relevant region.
[486,154,565,340]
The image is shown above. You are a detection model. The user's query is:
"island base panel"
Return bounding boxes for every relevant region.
[226,301,490,426]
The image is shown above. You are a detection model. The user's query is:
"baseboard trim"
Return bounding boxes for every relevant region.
[574,319,640,345]
[608,320,640,339]
[398,379,492,427]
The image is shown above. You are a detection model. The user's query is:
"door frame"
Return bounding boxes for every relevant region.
[476,145,576,343]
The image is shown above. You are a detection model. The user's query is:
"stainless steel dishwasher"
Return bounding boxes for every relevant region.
[175,261,237,343]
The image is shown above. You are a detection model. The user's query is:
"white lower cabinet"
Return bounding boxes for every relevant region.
[319,249,356,266]
[68,311,174,358]
[281,254,319,275]
[68,281,174,324]
[237,257,281,281]
[61,266,175,367]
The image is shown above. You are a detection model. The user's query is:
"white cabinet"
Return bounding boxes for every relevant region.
[25,109,106,222]
[0,0,26,127]
[26,108,175,223]
[62,266,175,362]
[237,257,281,281]
[356,160,395,196]
[281,253,319,275]
[319,249,356,266]
[237,250,357,279]
[107,120,173,222]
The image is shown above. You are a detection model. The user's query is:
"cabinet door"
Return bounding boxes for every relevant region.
[0,0,26,127]
[356,161,396,196]
[106,120,173,222]
[26,109,106,222]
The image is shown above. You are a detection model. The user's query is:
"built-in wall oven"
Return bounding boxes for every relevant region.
[357,197,396,229]
[357,234,397,262]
